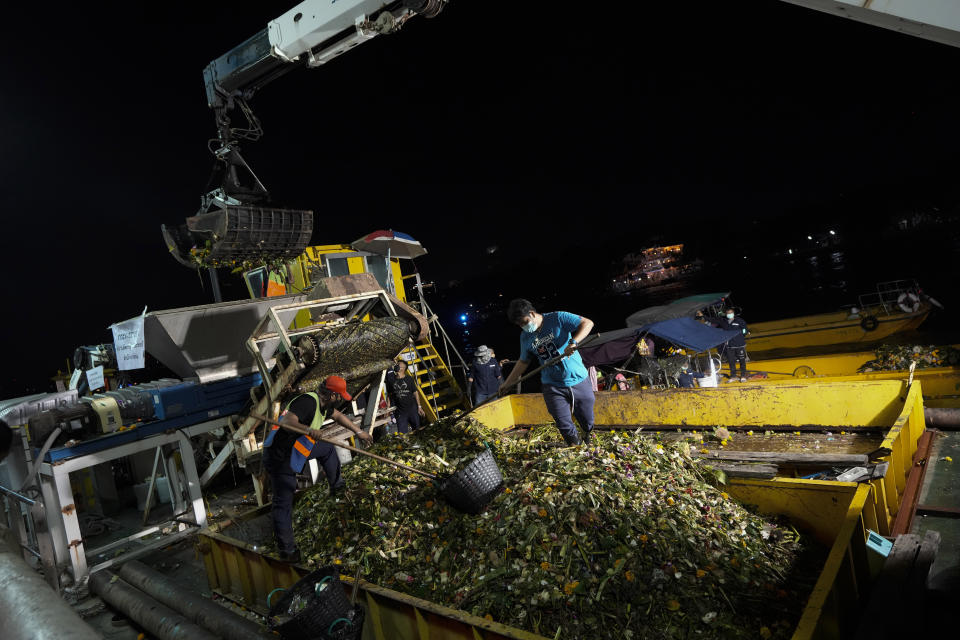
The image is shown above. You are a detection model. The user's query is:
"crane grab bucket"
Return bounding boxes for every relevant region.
[162,205,313,268]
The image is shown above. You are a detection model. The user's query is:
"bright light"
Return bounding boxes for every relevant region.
[788,249,793,255]
[460,314,467,321]
[829,230,836,235]
[807,235,813,240]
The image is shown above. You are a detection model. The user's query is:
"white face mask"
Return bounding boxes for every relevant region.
[726,313,735,320]
[522,320,537,333]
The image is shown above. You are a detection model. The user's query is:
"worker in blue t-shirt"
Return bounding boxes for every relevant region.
[468,345,503,405]
[499,299,596,446]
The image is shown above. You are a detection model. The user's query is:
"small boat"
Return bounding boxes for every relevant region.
[744,280,936,355]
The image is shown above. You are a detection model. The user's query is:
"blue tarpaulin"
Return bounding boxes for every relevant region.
[579,317,740,367]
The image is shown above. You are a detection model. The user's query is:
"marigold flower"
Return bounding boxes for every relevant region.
[624,570,634,582]
[563,581,579,595]
[696,569,706,578]
[538,508,548,517]
[639,534,648,544]
[540,561,551,570]
[504,487,513,494]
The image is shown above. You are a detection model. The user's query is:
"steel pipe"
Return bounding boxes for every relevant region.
[89,570,219,640]
[925,407,960,429]
[0,532,100,640]
[118,560,273,640]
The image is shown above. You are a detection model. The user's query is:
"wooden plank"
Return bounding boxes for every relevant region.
[854,534,922,640]
[695,450,868,465]
[706,462,778,479]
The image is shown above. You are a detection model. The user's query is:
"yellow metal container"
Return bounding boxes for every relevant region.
[198,380,924,639]
[746,348,960,408]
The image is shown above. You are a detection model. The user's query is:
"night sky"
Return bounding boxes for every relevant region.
[3,2,959,396]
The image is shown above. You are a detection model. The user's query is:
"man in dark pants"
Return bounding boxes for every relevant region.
[468,345,502,405]
[712,308,749,382]
[263,375,373,562]
[386,360,424,433]
[499,299,595,446]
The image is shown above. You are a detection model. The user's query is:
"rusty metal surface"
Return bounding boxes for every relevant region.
[891,430,936,535]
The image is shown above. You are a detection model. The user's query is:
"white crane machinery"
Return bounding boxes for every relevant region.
[161,0,449,279]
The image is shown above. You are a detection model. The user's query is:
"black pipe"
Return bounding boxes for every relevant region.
[118,560,273,640]
[89,570,219,640]
[925,407,960,430]
[0,534,101,640]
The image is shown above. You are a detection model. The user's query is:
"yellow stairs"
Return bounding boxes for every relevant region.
[402,342,468,422]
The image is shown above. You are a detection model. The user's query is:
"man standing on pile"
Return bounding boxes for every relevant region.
[468,345,503,405]
[263,375,373,563]
[387,359,424,433]
[499,299,596,446]
[712,307,749,382]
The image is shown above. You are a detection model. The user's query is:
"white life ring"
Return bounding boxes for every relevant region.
[898,292,920,313]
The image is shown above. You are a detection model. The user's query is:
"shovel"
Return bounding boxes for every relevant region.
[249,414,503,513]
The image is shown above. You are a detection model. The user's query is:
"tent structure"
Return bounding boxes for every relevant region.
[580,293,739,368]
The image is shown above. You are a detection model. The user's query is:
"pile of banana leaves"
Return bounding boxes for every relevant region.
[292,418,821,639]
[859,343,960,372]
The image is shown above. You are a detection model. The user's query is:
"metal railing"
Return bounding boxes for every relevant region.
[857,279,920,316]
[0,483,42,562]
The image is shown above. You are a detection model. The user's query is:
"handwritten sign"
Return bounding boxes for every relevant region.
[86,365,105,391]
[110,307,147,371]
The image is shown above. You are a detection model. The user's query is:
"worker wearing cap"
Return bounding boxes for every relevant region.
[677,363,706,388]
[264,375,373,562]
[468,345,503,405]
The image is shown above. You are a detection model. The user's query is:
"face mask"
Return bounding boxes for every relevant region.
[726,314,734,320]
[522,320,537,333]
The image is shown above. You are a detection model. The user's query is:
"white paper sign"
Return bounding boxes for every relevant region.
[69,368,83,390]
[86,365,105,391]
[110,307,147,371]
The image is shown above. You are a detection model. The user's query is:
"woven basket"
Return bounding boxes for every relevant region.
[440,448,504,514]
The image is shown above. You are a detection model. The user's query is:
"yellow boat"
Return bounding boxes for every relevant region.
[745,346,960,408]
[745,280,934,354]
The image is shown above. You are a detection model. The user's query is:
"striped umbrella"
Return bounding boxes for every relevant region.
[351,229,427,260]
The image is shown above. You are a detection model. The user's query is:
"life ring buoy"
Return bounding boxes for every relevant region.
[897,292,920,313]
[860,316,879,332]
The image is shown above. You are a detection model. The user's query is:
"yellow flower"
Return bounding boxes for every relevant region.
[624,570,634,581]
[504,487,512,494]
[563,581,579,595]
[666,497,675,506]
[333,558,342,565]
[540,561,551,570]
[945,456,953,462]
[538,508,548,517]
[720,492,729,500]
[700,447,710,454]
[608,452,616,459]
[730,558,740,568]
[484,614,493,621]
[666,600,681,611]
[639,534,648,544]
[438,515,446,524]
[746,431,753,436]
[544,486,552,493]
[696,569,706,578]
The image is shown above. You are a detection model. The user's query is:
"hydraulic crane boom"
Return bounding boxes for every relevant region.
[162,0,448,271]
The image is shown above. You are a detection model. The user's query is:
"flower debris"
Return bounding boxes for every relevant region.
[292,418,823,639]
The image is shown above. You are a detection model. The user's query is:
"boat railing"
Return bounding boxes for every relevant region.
[857,280,920,315]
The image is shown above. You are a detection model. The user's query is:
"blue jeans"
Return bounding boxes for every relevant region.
[474,390,497,405]
[266,441,343,553]
[542,377,596,445]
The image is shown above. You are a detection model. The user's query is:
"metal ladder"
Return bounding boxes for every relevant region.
[402,342,468,422]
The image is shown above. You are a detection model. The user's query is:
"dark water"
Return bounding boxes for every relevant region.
[434,219,960,387]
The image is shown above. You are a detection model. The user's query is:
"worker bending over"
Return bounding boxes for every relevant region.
[263,375,373,562]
